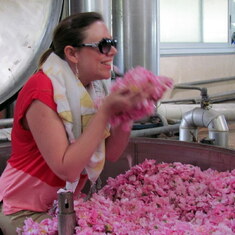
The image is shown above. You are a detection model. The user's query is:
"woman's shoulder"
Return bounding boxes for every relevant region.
[16,70,56,112]
[25,70,53,90]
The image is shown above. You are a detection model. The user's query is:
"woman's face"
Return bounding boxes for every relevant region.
[77,21,117,85]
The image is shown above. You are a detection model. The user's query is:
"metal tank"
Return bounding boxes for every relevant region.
[0,0,63,107]
[0,0,160,107]
[98,137,235,189]
[69,0,113,31]
[112,0,160,74]
[1,137,235,183]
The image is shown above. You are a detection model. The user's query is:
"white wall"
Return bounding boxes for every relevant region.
[160,54,235,100]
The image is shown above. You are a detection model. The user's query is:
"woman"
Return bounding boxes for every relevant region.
[0,12,155,234]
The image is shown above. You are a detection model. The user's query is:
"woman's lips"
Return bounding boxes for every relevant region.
[101,61,112,70]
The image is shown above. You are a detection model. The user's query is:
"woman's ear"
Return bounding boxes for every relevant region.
[64,45,79,63]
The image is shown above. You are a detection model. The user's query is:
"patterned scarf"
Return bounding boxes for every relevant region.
[42,52,110,192]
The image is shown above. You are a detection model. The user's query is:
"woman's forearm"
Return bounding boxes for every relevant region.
[27,101,110,182]
[105,124,132,162]
[59,109,111,180]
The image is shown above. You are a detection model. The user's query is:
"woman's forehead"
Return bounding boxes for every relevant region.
[84,21,111,42]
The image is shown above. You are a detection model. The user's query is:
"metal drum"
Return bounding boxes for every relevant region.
[0,0,63,107]
[2,137,235,181]
[112,0,160,74]
[99,137,235,187]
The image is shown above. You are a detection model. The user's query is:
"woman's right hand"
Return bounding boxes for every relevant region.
[100,81,159,117]
[99,87,147,117]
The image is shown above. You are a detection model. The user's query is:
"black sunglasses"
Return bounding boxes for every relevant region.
[77,38,117,54]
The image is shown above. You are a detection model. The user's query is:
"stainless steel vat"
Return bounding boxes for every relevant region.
[0,0,63,106]
[1,137,235,201]
[0,0,160,107]
[99,138,235,184]
[1,138,235,177]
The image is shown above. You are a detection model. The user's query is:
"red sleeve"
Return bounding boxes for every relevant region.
[14,70,57,129]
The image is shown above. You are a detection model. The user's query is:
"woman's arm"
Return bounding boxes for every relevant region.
[105,123,132,162]
[25,88,143,182]
[26,100,110,182]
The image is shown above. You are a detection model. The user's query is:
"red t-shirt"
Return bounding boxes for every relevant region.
[0,71,66,214]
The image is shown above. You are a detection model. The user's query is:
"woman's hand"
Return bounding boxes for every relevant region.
[104,84,157,161]
[100,87,152,117]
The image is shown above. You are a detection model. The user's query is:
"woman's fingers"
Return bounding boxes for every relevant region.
[101,84,158,117]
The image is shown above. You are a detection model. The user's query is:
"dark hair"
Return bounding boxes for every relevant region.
[38,12,104,67]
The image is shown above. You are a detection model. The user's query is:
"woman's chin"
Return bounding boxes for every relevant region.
[102,72,112,80]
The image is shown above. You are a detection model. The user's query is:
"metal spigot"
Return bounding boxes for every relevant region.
[200,87,211,109]
[58,191,76,235]
[174,85,211,109]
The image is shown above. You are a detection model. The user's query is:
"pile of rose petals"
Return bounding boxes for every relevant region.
[18,159,235,235]
[109,66,173,131]
[16,217,57,235]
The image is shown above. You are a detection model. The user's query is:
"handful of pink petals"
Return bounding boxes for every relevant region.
[109,66,173,130]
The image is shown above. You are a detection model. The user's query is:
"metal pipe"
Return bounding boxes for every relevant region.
[0,118,13,127]
[113,0,160,75]
[131,123,180,137]
[58,191,76,235]
[73,0,112,31]
[179,107,229,147]
[176,76,235,86]
[0,128,11,142]
[162,90,235,105]
[157,103,235,122]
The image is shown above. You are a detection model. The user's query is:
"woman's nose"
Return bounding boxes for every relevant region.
[108,45,117,56]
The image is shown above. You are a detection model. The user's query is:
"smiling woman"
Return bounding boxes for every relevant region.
[0,0,63,108]
[0,11,158,235]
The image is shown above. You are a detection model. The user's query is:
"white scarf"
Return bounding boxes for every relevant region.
[42,52,110,192]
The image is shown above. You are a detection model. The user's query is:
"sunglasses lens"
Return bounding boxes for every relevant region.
[99,39,117,54]
[111,39,117,48]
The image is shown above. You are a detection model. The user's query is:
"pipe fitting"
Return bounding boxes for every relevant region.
[180,107,229,147]
[58,191,76,235]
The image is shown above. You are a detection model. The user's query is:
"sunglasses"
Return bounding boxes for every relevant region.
[77,38,117,54]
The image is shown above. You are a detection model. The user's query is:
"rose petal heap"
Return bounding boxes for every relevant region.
[17,217,58,235]
[18,159,235,235]
[109,66,173,130]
